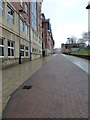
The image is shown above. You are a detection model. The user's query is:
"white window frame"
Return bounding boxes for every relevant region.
[7,6,14,24]
[20,0,23,7]
[20,44,24,57]
[25,46,28,57]
[25,24,28,35]
[0,38,4,57]
[20,19,24,31]
[0,0,3,16]
[8,40,14,57]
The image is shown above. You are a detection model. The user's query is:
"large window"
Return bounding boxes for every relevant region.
[25,46,28,56]
[20,44,24,56]
[7,6,14,24]
[0,38,4,56]
[25,3,28,14]
[25,24,28,35]
[20,0,23,7]
[8,40,14,56]
[0,0,4,16]
[32,1,37,31]
[20,19,24,31]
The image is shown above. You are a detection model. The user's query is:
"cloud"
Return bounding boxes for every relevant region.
[60,0,78,7]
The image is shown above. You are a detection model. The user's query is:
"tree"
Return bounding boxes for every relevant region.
[66,36,77,44]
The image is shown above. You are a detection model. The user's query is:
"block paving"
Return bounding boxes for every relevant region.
[3,55,88,118]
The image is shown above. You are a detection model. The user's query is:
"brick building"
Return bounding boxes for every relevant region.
[42,13,54,57]
[0,0,43,68]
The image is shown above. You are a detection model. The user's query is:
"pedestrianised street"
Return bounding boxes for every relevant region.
[3,55,88,118]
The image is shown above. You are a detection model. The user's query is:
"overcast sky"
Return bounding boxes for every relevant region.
[42,0,89,48]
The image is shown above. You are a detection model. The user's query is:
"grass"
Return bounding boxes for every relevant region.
[71,49,90,56]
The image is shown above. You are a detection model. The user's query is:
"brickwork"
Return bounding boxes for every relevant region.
[3,55,88,118]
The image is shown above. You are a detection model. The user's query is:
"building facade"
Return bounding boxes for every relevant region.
[42,13,54,57]
[0,0,43,68]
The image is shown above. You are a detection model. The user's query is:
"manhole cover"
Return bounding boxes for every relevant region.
[22,85,32,89]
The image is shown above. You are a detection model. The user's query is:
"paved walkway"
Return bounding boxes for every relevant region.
[1,55,53,117]
[3,54,88,118]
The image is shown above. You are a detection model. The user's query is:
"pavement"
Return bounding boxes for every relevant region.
[1,55,53,119]
[2,54,88,118]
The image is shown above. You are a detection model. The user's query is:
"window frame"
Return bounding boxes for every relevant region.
[25,46,28,57]
[8,40,14,57]
[7,5,14,24]
[0,38,4,57]
[25,24,28,35]
[0,0,4,16]
[20,19,24,31]
[20,44,24,57]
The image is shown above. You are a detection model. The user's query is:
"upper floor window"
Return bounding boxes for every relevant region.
[25,3,28,14]
[20,0,23,7]
[0,0,4,16]
[25,24,28,35]
[8,40,14,56]
[20,19,24,31]
[7,6,14,24]
[0,38,4,56]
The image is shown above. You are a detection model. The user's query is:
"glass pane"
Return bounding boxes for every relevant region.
[21,51,24,56]
[0,47,4,56]
[11,49,14,56]
[8,41,10,46]
[8,48,10,56]
[0,39,3,45]
[11,42,14,47]
[26,52,28,56]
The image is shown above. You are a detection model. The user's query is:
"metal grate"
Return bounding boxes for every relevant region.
[22,85,32,89]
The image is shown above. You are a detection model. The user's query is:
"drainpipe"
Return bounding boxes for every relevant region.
[28,2,32,61]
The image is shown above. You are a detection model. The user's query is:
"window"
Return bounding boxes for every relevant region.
[32,1,37,31]
[20,0,23,7]
[0,38,4,56]
[20,44,24,56]
[8,40,14,56]
[0,0,3,16]
[7,6,14,24]
[25,46,28,56]
[20,19,24,31]
[25,24,28,35]
[25,3,28,14]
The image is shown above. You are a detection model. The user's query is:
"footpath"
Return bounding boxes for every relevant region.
[2,54,88,118]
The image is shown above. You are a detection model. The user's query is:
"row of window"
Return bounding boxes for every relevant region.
[0,39,29,57]
[0,1,29,34]
[32,48,41,54]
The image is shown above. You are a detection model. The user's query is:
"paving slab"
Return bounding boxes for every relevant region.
[2,54,88,118]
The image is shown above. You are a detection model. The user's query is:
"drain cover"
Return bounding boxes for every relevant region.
[22,85,32,89]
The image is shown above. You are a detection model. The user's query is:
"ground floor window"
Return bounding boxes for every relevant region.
[0,38,4,56]
[8,40,14,56]
[20,44,24,56]
[25,46,28,56]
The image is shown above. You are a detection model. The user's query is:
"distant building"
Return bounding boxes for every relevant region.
[42,13,54,57]
[61,43,85,54]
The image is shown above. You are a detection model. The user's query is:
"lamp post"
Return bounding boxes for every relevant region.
[86,2,90,46]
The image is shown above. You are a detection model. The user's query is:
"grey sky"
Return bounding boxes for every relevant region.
[42,0,89,48]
